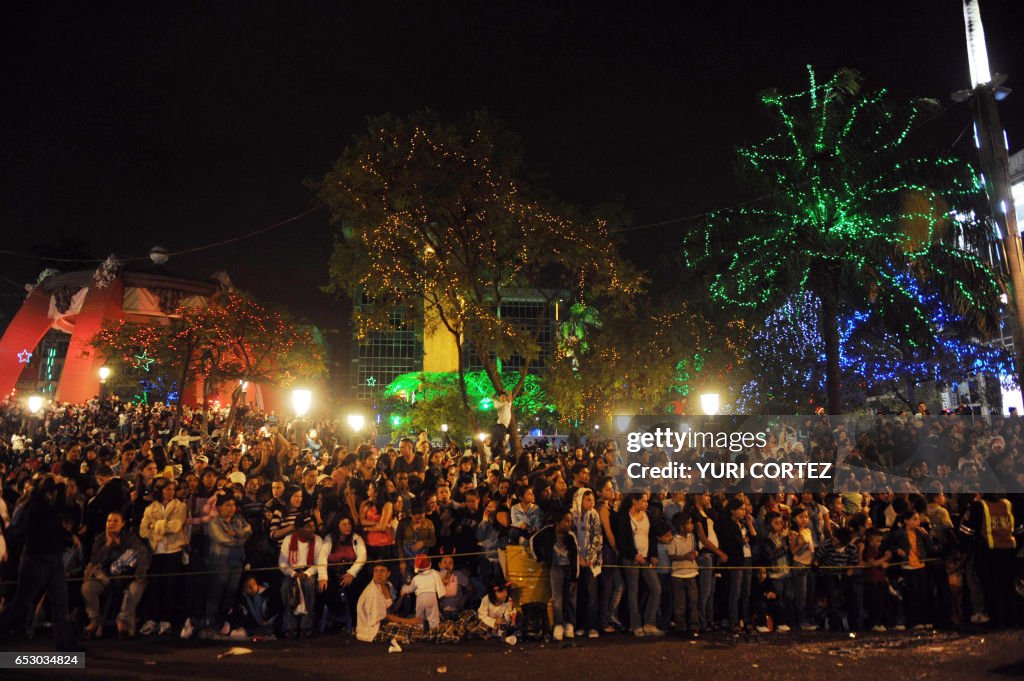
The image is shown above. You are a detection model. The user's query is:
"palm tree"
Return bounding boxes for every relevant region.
[699,67,1003,414]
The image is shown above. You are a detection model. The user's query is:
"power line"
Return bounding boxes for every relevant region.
[0,203,327,264]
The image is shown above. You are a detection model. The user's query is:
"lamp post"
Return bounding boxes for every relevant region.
[440,422,449,445]
[699,392,721,416]
[98,366,111,400]
[291,389,312,417]
[346,413,365,449]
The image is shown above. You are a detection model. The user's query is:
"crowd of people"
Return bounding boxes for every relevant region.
[0,395,1021,652]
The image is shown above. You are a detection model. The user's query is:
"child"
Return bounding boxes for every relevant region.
[789,507,817,630]
[477,580,518,642]
[761,511,793,633]
[814,526,857,631]
[229,574,281,638]
[665,512,700,636]
[530,509,579,641]
[401,553,446,630]
[862,528,893,631]
[654,520,675,631]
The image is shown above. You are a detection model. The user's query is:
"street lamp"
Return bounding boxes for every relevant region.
[291,389,312,417]
[441,423,449,433]
[347,413,365,433]
[27,395,44,415]
[477,432,487,442]
[700,392,721,416]
[98,366,111,383]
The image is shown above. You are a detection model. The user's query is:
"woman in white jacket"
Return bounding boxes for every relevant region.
[138,477,188,636]
[321,516,366,630]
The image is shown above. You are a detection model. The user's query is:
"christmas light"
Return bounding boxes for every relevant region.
[17,349,32,364]
[696,66,1004,411]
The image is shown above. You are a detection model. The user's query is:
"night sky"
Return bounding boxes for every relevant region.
[2,0,1022,327]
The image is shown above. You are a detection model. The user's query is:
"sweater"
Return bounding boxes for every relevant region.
[138,499,189,554]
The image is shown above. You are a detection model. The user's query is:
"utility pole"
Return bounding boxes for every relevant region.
[955,0,1024,383]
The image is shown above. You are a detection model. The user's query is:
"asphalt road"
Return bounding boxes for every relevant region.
[3,628,1023,681]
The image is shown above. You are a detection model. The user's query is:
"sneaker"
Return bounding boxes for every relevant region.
[180,618,194,640]
[588,629,599,639]
[140,620,157,636]
[893,624,906,631]
[970,613,990,624]
[564,623,575,639]
[157,621,172,636]
[871,625,887,633]
[229,628,249,640]
[755,625,770,633]
[220,622,231,636]
[800,624,819,631]
[633,627,646,637]
[504,634,518,646]
[777,624,791,633]
[552,624,564,641]
[643,624,666,637]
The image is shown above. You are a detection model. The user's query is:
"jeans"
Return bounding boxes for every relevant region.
[577,567,599,631]
[623,557,661,630]
[598,548,624,629]
[791,566,810,627]
[696,553,716,629]
[672,577,700,631]
[656,573,673,630]
[768,576,794,627]
[549,565,577,627]
[0,553,77,650]
[82,574,146,629]
[281,574,317,633]
[206,554,244,625]
[148,552,183,625]
[901,568,929,627]
[727,557,752,627]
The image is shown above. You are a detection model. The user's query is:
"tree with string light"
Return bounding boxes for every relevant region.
[318,110,642,451]
[92,290,324,427]
[691,67,1005,414]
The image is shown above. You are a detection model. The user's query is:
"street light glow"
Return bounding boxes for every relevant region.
[98,366,111,382]
[477,432,487,441]
[441,423,449,433]
[700,392,721,416]
[291,389,312,417]
[27,395,44,414]
[347,413,365,433]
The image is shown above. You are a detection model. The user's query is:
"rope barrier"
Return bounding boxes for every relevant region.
[0,550,941,587]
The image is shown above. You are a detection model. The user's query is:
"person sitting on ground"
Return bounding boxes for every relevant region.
[356,562,426,644]
[81,510,151,639]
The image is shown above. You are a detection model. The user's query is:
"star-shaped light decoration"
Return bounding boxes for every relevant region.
[133,350,155,372]
[366,376,376,387]
[17,349,32,364]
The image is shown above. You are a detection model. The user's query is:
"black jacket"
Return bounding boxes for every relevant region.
[530,524,580,579]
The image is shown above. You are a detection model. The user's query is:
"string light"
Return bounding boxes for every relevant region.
[696,66,1005,409]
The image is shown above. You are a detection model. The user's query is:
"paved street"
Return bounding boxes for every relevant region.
[4,629,1023,681]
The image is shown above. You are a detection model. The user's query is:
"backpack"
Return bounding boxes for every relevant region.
[521,602,549,642]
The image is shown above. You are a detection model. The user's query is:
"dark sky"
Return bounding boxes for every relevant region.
[2,0,1022,326]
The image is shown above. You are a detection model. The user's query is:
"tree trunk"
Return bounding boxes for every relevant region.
[453,336,478,432]
[819,284,842,415]
[174,337,194,431]
[223,380,246,436]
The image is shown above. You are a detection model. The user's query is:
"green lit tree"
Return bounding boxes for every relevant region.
[382,370,553,442]
[692,67,1003,414]
[318,110,642,450]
